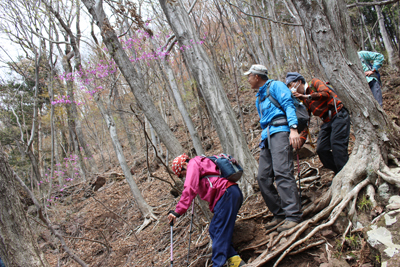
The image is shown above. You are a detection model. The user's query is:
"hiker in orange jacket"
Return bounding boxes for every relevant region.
[286,72,351,174]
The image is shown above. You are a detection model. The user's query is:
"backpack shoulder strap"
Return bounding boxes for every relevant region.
[258,80,284,117]
[266,81,282,109]
[259,81,280,106]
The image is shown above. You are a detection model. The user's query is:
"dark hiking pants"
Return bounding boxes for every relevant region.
[257,131,302,222]
[316,108,351,174]
[209,185,243,267]
[368,79,383,106]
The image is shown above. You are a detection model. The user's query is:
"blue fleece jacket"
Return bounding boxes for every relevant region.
[255,80,298,141]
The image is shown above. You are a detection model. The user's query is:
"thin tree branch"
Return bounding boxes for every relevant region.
[64,235,110,252]
[31,30,71,45]
[130,104,177,183]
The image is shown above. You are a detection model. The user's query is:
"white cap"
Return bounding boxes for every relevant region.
[243,64,268,76]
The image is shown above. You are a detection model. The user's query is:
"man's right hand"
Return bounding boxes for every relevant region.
[292,91,303,99]
[365,70,375,76]
[289,129,301,150]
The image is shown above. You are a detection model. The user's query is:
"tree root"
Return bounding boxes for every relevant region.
[269,177,371,267]
[388,153,400,167]
[247,177,370,267]
[288,239,325,256]
[240,237,270,252]
[237,209,270,221]
[366,184,377,208]
[298,175,320,184]
[377,165,400,187]
[348,196,357,221]
[302,189,332,218]
[340,220,352,251]
[298,163,319,178]
[136,214,158,233]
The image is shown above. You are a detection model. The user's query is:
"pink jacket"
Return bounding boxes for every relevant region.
[175,156,233,215]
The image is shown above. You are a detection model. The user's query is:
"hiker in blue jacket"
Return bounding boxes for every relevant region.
[358,51,384,106]
[244,64,302,232]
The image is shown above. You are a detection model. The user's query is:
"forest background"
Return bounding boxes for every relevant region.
[1,0,400,266]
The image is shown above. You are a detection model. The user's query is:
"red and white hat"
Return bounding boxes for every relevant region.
[171,153,189,176]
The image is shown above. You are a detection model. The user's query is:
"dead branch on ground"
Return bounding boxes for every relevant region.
[64,235,111,253]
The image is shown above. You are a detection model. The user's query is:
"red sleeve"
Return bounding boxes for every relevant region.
[310,78,330,100]
[175,160,201,215]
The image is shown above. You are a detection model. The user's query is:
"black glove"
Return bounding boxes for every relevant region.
[168,210,181,218]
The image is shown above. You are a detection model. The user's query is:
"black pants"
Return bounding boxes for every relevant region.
[257,132,302,222]
[316,108,350,174]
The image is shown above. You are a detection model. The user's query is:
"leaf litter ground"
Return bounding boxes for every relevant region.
[39,71,400,267]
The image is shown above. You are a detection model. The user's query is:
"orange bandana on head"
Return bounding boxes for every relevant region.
[172,153,189,177]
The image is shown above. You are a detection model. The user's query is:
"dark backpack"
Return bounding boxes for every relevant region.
[258,81,310,133]
[203,154,243,182]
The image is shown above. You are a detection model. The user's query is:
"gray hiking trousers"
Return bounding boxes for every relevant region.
[257,131,302,222]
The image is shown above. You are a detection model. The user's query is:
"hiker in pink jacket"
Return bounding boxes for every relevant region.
[167,154,245,267]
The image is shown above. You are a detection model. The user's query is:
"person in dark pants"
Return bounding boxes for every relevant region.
[358,51,384,106]
[167,154,245,267]
[244,65,302,232]
[0,257,5,267]
[286,72,351,174]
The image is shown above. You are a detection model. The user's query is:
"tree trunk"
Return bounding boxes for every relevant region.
[82,0,185,158]
[375,4,400,71]
[0,145,50,267]
[46,0,100,174]
[27,148,42,185]
[62,57,87,181]
[114,86,137,157]
[160,57,205,155]
[290,0,400,199]
[93,92,155,220]
[215,1,246,133]
[38,114,44,176]
[159,0,258,196]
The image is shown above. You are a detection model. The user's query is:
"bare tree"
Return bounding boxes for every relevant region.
[159,0,258,196]
[93,88,157,229]
[81,0,185,158]
[375,4,400,70]
[46,0,98,175]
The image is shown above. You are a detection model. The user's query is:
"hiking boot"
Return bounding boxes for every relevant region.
[227,255,245,267]
[277,220,298,232]
[264,217,284,230]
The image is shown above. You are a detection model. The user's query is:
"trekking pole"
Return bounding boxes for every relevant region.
[186,203,195,265]
[170,220,174,267]
[297,152,301,199]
